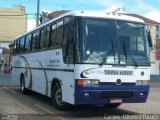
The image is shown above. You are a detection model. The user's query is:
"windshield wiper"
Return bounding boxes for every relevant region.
[122,40,138,67]
[111,39,116,61]
[128,54,138,67]
[123,40,127,62]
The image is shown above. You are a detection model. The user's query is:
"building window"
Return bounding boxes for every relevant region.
[156,25,159,31]
[156,35,159,39]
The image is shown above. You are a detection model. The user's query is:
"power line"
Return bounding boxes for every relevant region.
[0,13,35,16]
[0,14,26,16]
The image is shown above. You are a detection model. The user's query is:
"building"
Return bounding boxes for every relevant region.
[0,5,27,70]
[125,14,160,76]
[40,10,69,24]
[0,5,27,48]
[0,48,10,71]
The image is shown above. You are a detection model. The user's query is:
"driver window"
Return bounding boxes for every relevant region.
[63,17,75,63]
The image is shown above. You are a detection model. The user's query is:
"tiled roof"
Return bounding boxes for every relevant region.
[124,14,159,24]
[48,10,69,18]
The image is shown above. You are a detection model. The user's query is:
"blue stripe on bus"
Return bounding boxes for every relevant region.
[74,85,149,105]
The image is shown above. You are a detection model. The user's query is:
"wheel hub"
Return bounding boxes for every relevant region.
[55,88,65,106]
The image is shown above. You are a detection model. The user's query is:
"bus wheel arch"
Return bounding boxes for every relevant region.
[51,78,71,110]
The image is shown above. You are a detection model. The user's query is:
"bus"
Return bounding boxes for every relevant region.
[11,11,150,110]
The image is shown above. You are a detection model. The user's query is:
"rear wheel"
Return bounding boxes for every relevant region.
[20,76,28,94]
[104,103,121,108]
[51,84,70,110]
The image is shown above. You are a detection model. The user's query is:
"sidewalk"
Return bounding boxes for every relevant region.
[0,71,12,86]
[150,75,160,87]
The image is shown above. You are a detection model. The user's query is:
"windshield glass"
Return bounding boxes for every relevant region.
[76,18,150,66]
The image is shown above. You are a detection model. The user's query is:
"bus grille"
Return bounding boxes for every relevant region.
[104,70,133,75]
[101,91,133,98]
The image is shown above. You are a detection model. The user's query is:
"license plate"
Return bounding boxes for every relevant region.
[110,98,122,103]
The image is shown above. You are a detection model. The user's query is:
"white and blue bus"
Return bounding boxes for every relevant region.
[12,11,150,110]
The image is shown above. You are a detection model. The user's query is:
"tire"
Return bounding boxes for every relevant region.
[20,76,28,94]
[51,84,70,110]
[104,103,121,108]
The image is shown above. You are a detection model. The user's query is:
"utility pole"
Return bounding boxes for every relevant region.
[36,0,40,27]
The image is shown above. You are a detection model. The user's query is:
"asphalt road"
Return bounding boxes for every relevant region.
[0,71,160,120]
[0,86,160,120]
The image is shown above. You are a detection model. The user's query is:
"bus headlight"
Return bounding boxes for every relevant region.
[91,80,99,85]
[77,79,99,86]
[136,80,150,85]
[83,80,92,85]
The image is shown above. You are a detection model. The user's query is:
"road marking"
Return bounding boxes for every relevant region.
[3,87,17,94]
[35,104,65,120]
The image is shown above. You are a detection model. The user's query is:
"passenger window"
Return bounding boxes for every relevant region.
[12,41,16,55]
[35,31,40,49]
[46,26,50,47]
[40,27,50,49]
[25,34,32,52]
[32,32,37,50]
[15,39,20,54]
[50,24,56,47]
[40,29,45,49]
[56,21,63,46]
[19,37,25,53]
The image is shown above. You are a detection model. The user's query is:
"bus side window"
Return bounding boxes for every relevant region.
[63,18,75,63]
[15,39,20,54]
[36,31,40,49]
[12,41,16,55]
[25,34,32,52]
[32,32,36,50]
[46,26,51,47]
[40,28,46,49]
[50,24,56,47]
[56,20,63,46]
[19,37,25,53]
[40,27,50,49]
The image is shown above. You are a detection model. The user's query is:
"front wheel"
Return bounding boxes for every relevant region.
[104,103,121,108]
[20,76,28,94]
[51,84,71,110]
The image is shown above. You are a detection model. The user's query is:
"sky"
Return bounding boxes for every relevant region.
[0,0,160,31]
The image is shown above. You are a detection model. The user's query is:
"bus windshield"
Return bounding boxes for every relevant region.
[76,18,150,66]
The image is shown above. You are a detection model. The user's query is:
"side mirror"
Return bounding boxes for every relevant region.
[147,30,153,48]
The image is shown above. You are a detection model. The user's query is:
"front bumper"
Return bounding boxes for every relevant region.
[74,85,149,105]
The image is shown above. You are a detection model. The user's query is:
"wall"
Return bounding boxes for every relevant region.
[150,62,159,75]
[0,6,27,42]
[146,24,160,75]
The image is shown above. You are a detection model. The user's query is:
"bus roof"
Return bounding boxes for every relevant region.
[65,11,144,23]
[15,11,144,39]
